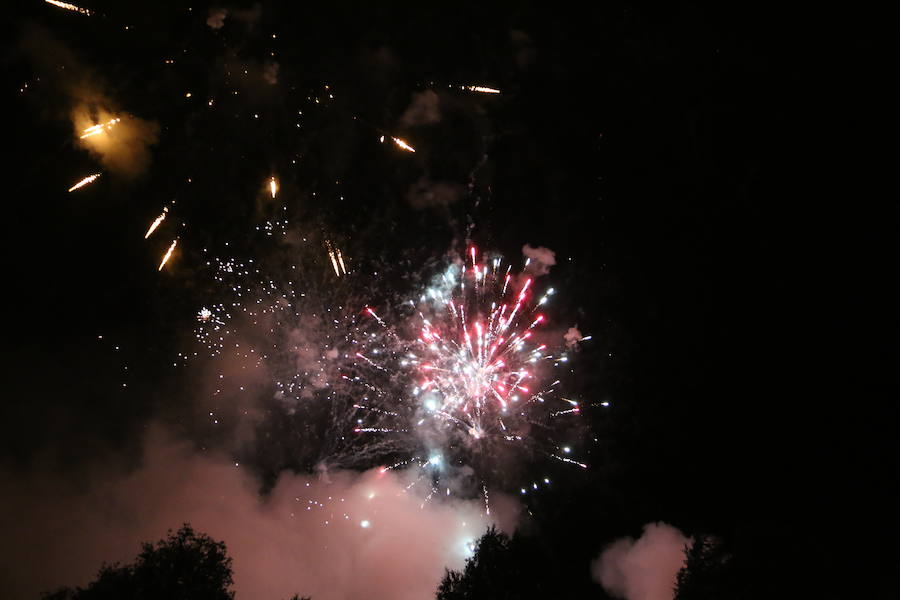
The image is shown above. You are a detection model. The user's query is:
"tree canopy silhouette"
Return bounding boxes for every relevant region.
[674,534,748,600]
[436,527,559,600]
[41,524,234,600]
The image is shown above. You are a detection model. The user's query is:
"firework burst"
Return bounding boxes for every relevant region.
[350,248,588,494]
[188,231,589,512]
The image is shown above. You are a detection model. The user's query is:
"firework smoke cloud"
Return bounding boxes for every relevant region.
[522,244,556,276]
[592,523,691,600]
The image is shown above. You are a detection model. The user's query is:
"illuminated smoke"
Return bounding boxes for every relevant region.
[0,428,518,600]
[591,522,691,600]
[522,244,556,276]
[72,107,159,178]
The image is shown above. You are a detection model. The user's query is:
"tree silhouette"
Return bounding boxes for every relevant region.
[437,527,512,600]
[436,527,554,600]
[41,525,234,600]
[674,534,746,600]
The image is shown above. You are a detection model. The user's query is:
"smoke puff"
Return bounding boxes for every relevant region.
[400,90,442,127]
[73,106,159,178]
[591,522,691,600]
[0,427,514,600]
[522,244,556,276]
[207,7,228,29]
[263,62,280,85]
[19,25,159,178]
[564,326,583,349]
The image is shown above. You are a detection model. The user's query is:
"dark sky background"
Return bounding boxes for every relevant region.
[1,2,896,599]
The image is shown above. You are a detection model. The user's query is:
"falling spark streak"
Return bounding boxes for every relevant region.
[45,0,91,15]
[68,173,101,192]
[461,85,501,94]
[80,118,120,139]
[269,176,278,198]
[144,207,168,239]
[391,137,416,152]
[158,239,177,271]
[324,240,343,277]
[551,454,588,469]
[328,250,340,276]
[336,249,347,274]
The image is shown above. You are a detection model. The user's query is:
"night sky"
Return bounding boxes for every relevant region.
[1,2,895,599]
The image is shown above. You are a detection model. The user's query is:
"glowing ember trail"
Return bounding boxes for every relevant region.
[158,239,177,271]
[67,173,101,192]
[461,85,501,94]
[391,137,416,152]
[325,240,347,277]
[80,118,120,139]
[44,0,92,15]
[269,176,278,198]
[144,207,168,239]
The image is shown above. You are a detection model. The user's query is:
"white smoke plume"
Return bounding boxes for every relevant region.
[522,244,556,276]
[399,90,442,127]
[591,522,691,600]
[0,427,517,600]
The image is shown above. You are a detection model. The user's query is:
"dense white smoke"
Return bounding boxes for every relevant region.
[591,522,691,600]
[0,427,517,600]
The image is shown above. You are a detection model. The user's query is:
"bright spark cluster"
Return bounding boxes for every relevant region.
[353,248,587,475]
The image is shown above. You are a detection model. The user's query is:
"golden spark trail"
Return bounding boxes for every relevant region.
[158,239,177,271]
[80,118,120,139]
[144,207,168,239]
[461,85,501,94]
[67,173,101,192]
[328,248,340,276]
[45,0,91,15]
[392,137,416,152]
[336,248,347,275]
[269,176,278,198]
